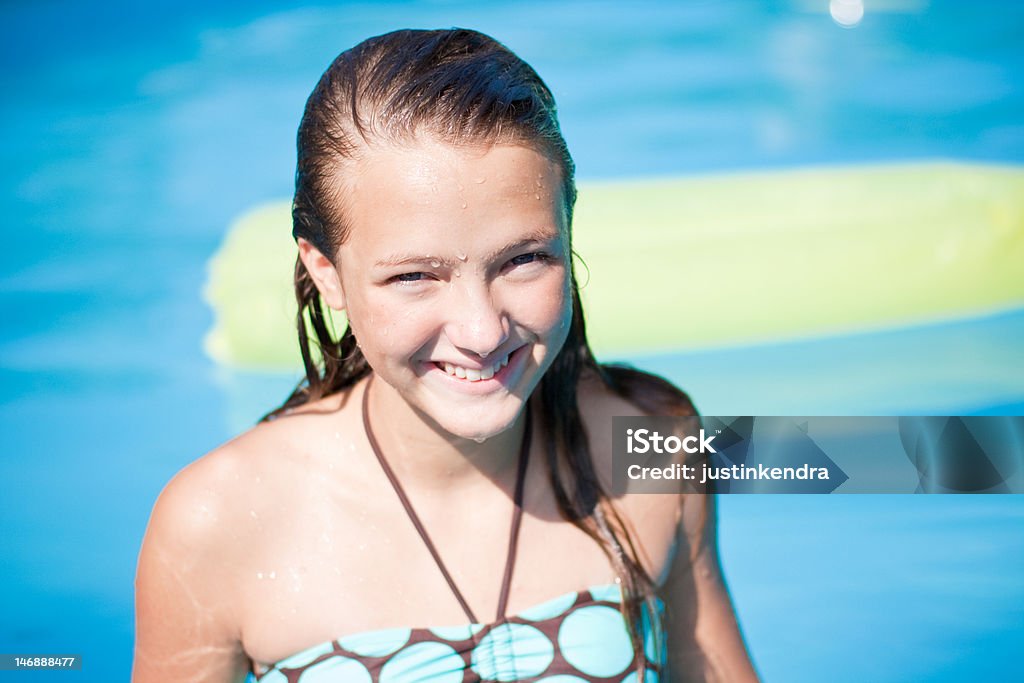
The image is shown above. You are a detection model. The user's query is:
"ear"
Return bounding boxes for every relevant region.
[297,237,346,311]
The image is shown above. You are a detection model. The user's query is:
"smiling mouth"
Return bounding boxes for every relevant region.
[434,352,512,382]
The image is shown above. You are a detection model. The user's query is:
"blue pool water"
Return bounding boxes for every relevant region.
[2,1,1023,681]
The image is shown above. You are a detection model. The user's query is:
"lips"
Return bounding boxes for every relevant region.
[435,351,511,382]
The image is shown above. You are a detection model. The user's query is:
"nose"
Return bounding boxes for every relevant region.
[444,282,510,358]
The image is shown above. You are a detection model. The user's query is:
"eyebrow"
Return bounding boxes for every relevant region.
[374,228,562,269]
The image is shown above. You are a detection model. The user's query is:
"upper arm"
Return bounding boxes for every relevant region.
[132,452,250,683]
[661,493,760,683]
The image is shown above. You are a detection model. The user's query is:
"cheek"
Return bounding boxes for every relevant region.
[511,272,573,337]
[348,290,438,356]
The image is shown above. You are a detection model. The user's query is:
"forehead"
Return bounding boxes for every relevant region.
[340,139,566,255]
[354,138,561,194]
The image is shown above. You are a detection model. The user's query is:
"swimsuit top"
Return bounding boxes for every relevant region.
[251,387,666,683]
[252,582,665,683]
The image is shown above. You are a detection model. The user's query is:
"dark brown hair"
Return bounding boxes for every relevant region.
[263,28,696,679]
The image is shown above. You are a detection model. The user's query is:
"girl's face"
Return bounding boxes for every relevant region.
[331,139,572,441]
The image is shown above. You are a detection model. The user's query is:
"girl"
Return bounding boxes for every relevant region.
[133,28,758,683]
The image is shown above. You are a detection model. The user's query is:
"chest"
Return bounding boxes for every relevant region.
[237,469,680,671]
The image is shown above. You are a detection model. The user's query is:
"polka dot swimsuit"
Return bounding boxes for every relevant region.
[251,385,666,683]
[252,583,665,683]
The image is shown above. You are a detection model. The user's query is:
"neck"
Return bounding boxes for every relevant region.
[361,375,528,493]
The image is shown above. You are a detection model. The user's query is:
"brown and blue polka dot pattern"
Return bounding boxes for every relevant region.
[254,584,664,683]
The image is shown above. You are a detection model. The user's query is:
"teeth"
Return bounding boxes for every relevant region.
[440,353,511,381]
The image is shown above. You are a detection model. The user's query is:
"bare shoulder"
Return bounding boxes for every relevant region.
[576,369,646,424]
[584,365,696,415]
[577,365,697,444]
[149,389,355,538]
[148,435,259,548]
[138,421,285,592]
[576,367,696,585]
[575,371,641,494]
[133,394,360,682]
[132,427,277,682]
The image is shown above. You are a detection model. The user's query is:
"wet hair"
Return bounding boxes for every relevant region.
[262,28,697,679]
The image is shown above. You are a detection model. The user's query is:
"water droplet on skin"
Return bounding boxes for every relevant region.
[268,571,277,580]
[456,253,467,261]
[454,269,461,278]
[382,327,389,336]
[534,193,540,200]
[473,436,487,444]
[429,260,441,268]
[460,202,467,209]
[249,510,258,520]
[256,572,264,580]
[474,176,486,184]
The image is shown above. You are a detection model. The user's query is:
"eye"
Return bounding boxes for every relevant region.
[508,252,552,267]
[392,272,428,284]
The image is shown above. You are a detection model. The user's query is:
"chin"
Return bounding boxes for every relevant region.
[433,400,525,443]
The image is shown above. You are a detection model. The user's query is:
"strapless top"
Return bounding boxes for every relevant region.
[251,582,665,683]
